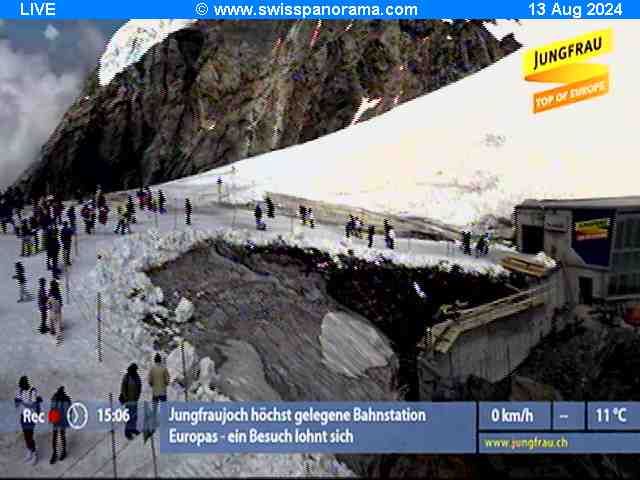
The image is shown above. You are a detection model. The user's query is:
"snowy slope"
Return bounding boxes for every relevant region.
[99,20,196,86]
[162,20,640,228]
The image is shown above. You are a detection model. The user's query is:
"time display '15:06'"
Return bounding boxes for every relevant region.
[96,407,131,423]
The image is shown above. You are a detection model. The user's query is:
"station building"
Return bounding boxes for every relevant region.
[514,196,640,305]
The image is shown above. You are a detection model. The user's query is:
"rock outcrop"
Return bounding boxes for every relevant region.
[14,20,520,198]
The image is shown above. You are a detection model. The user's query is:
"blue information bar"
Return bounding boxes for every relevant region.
[1,0,638,20]
[158,402,477,454]
[479,402,551,431]
[479,432,640,453]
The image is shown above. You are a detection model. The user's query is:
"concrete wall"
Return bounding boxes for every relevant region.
[419,274,572,398]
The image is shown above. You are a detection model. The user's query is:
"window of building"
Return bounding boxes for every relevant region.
[609,215,640,296]
[615,220,625,249]
[625,219,635,249]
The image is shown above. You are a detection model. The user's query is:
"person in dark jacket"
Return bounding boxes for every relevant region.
[119,363,142,439]
[61,222,73,266]
[299,205,307,225]
[137,187,145,210]
[462,231,472,255]
[126,195,136,224]
[254,204,264,230]
[46,227,60,277]
[0,197,13,234]
[13,261,32,302]
[265,197,275,218]
[66,205,77,234]
[367,224,375,248]
[38,278,49,334]
[19,219,32,257]
[15,376,42,465]
[30,217,40,254]
[49,386,71,464]
[307,208,315,229]
[185,199,192,225]
[216,177,223,201]
[81,203,93,235]
[158,190,167,214]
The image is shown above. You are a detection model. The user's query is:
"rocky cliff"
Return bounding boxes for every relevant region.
[14,20,520,198]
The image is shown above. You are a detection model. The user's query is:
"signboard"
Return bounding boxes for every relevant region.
[575,218,610,241]
[571,210,614,267]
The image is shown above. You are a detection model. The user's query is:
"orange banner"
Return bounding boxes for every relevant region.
[523,29,613,113]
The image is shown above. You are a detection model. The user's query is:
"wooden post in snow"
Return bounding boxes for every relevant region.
[109,392,118,479]
[97,292,103,363]
[181,340,189,402]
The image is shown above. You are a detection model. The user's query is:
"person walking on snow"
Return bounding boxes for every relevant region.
[19,219,32,257]
[46,227,61,278]
[114,205,129,235]
[185,199,192,225]
[387,226,396,250]
[300,205,307,225]
[48,279,63,344]
[30,217,40,254]
[475,234,487,258]
[265,196,275,218]
[126,195,136,224]
[14,376,42,465]
[49,386,71,464]
[37,278,49,334]
[119,363,142,440]
[368,224,375,248]
[355,217,363,239]
[98,205,109,227]
[13,261,32,303]
[307,208,315,229]
[61,222,73,266]
[66,205,76,234]
[462,230,472,255]
[81,203,93,235]
[254,203,264,230]
[148,353,170,409]
[137,187,145,210]
[158,190,167,214]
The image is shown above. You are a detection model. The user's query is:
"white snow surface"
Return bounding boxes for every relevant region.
[99,20,197,86]
[162,20,640,229]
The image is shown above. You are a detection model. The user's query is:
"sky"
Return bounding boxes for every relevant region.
[0,20,125,189]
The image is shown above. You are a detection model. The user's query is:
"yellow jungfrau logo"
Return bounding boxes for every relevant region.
[523,28,614,113]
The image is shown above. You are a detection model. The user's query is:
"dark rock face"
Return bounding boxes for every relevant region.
[15,20,520,198]
[149,240,401,404]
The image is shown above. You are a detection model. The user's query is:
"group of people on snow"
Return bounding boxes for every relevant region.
[343,215,395,250]
[14,376,71,466]
[14,354,170,467]
[460,229,491,257]
[298,205,315,229]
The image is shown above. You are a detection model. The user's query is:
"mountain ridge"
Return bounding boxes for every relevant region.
[14,19,520,198]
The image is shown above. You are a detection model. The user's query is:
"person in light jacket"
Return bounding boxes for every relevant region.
[14,376,42,465]
[148,353,170,405]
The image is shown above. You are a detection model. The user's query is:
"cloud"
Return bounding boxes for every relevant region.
[44,24,60,41]
[76,22,107,65]
[0,40,83,189]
